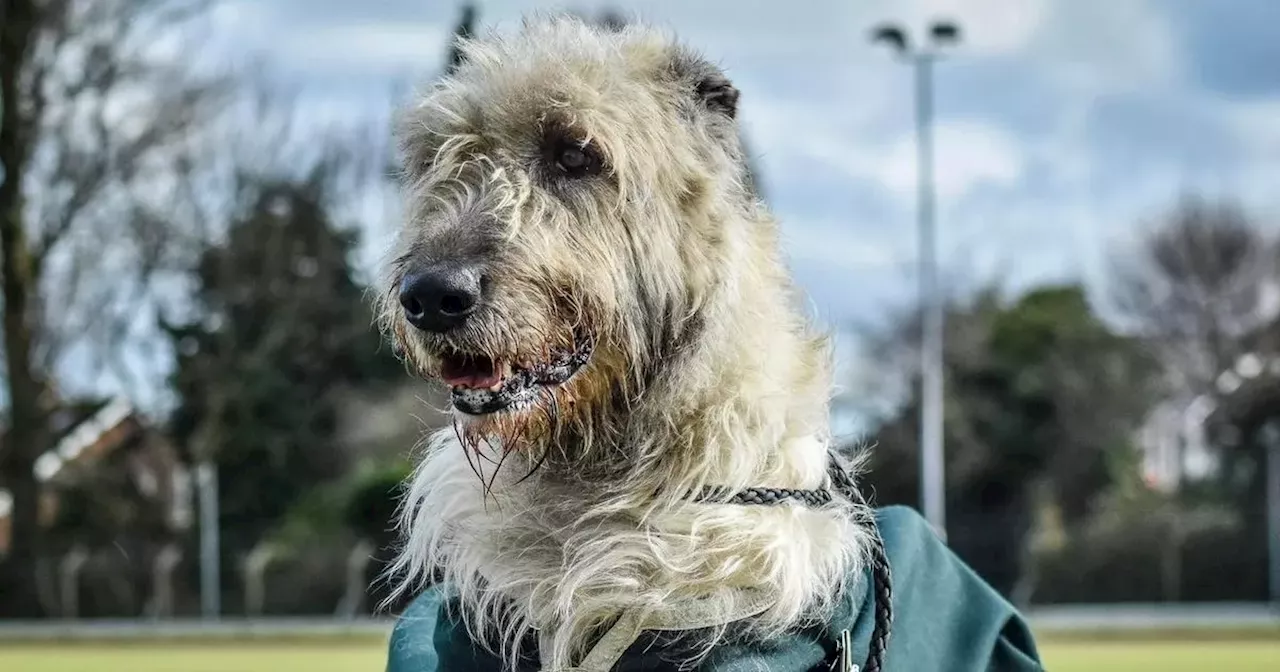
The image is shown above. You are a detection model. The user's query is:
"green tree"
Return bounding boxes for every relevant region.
[164,164,400,571]
[856,284,1159,597]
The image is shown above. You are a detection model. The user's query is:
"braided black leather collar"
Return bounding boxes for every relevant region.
[693,484,834,507]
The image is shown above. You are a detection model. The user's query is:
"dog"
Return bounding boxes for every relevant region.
[377,14,1041,672]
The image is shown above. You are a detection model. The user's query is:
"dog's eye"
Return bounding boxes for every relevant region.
[559,147,588,171]
[548,138,601,178]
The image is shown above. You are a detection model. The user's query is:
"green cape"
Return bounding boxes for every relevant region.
[386,505,1043,671]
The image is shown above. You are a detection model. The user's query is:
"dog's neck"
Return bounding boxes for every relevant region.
[390,221,867,669]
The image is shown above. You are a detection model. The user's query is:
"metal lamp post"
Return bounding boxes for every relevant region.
[871,20,961,538]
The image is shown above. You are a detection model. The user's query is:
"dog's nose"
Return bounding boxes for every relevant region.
[399,264,483,333]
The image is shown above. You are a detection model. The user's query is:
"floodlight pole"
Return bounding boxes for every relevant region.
[871,21,961,539]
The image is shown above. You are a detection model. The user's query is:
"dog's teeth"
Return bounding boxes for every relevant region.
[489,361,512,391]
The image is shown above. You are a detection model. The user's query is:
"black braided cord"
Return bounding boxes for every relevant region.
[693,485,834,508]
[690,452,893,672]
[826,453,893,672]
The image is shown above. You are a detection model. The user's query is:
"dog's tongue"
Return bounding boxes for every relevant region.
[441,355,503,390]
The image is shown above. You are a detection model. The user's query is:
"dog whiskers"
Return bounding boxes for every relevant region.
[514,386,558,485]
[454,418,492,504]
[547,385,563,444]
[486,439,510,496]
[475,435,502,466]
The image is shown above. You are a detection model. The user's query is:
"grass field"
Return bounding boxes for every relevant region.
[1041,641,1279,671]
[0,643,385,672]
[1,638,1277,671]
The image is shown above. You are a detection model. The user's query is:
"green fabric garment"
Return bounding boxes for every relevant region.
[385,505,1043,671]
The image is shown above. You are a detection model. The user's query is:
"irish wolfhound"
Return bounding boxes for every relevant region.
[378,15,872,671]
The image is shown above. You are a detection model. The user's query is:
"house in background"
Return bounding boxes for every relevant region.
[1136,351,1280,491]
[0,397,190,617]
[1137,395,1218,491]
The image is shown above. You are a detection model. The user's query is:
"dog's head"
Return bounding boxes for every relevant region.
[380,16,755,453]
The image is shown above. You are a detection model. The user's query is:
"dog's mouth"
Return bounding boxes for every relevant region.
[438,333,593,415]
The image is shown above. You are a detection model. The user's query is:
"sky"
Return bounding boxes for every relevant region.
[64,0,1280,418]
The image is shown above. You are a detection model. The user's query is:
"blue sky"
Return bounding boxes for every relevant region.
[206,0,1280,320]
[81,0,1280,415]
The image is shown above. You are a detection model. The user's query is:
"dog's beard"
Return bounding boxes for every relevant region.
[399,325,593,492]
[449,377,575,496]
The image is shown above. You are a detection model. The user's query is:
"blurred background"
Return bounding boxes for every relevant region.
[1,0,1278,670]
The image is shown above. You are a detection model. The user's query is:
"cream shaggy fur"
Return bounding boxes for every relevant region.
[379,14,871,671]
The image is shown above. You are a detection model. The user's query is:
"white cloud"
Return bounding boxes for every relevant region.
[880,120,1025,201]
[767,119,1024,206]
[896,0,1050,56]
[207,0,273,51]
[280,22,450,71]
[206,2,449,76]
[1221,97,1280,156]
[780,218,908,271]
[1033,0,1182,95]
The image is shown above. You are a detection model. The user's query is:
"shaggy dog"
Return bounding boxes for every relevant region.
[378,15,872,671]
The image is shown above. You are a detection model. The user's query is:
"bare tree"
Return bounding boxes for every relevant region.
[1110,194,1276,395]
[0,0,226,616]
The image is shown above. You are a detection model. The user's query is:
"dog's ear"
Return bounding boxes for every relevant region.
[695,71,739,119]
[670,50,740,120]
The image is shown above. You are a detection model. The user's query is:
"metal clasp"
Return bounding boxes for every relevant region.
[830,629,858,672]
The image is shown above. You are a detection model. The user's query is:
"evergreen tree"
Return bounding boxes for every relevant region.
[165,168,400,561]
[857,284,1159,598]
